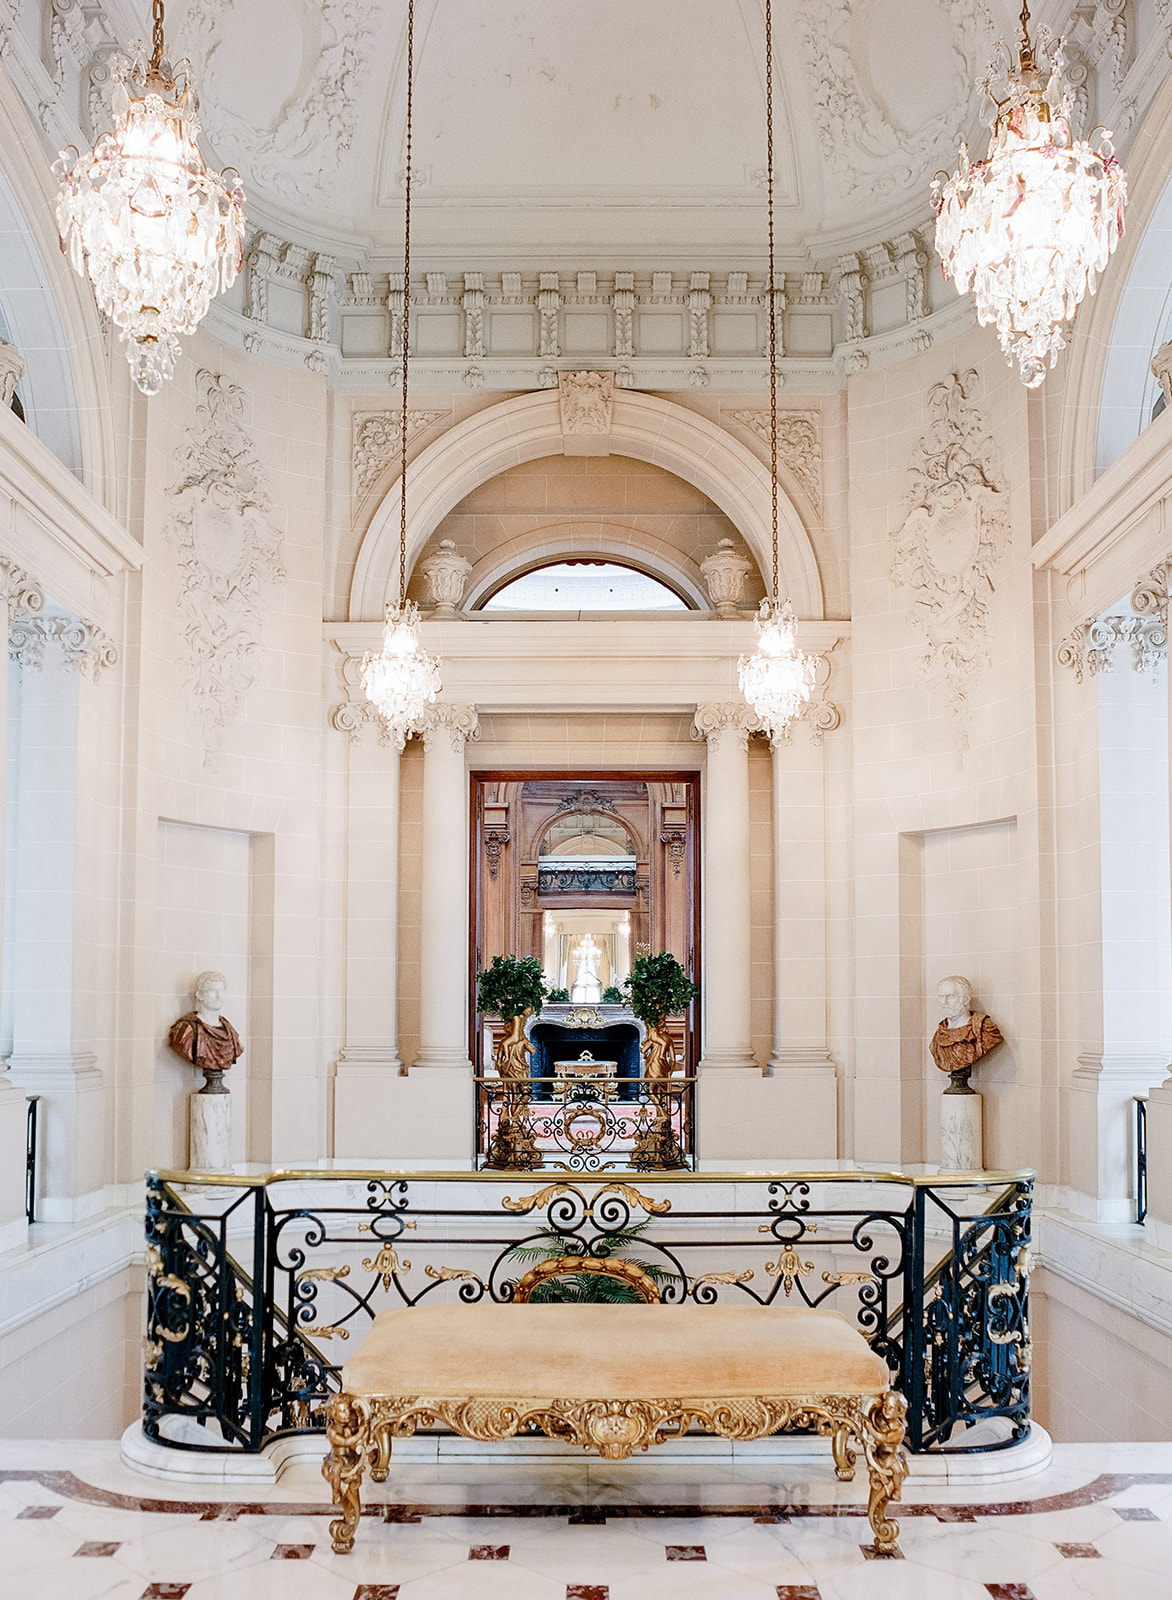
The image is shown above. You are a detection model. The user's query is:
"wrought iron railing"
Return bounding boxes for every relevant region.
[142,1167,1033,1458]
[476,1075,695,1171]
[24,1094,39,1224]
[1135,1096,1148,1224]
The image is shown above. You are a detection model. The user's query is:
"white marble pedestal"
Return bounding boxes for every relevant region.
[190,1092,231,1171]
[940,1089,983,1171]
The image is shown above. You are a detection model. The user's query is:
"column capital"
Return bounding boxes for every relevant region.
[421,699,480,754]
[691,701,758,752]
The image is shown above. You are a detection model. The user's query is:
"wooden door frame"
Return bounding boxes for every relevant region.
[468,769,702,1074]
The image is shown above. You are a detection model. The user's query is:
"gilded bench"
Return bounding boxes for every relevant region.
[322,1255,907,1556]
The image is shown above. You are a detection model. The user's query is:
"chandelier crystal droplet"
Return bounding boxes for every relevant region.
[360,0,442,749]
[738,0,816,747]
[932,4,1126,389]
[53,1,245,396]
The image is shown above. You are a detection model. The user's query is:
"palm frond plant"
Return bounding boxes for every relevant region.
[503,1217,680,1303]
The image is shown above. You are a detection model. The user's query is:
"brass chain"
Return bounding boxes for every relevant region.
[765,0,779,605]
[398,0,415,611]
[151,0,165,70]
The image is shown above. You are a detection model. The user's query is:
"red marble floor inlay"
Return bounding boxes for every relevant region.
[666,1545,706,1560]
[568,1507,608,1525]
[985,1587,1037,1600]
[1116,1507,1160,1521]
[272,1543,315,1558]
[17,1504,60,1519]
[140,1587,192,1600]
[75,1540,121,1556]
[352,1588,400,1600]
[567,1587,609,1600]
[469,1544,510,1560]
[1056,1543,1101,1558]
[776,1587,821,1599]
[861,1543,905,1559]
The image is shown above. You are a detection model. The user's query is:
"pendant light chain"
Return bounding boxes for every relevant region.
[398,0,415,611]
[150,0,165,70]
[358,0,442,748]
[765,0,779,608]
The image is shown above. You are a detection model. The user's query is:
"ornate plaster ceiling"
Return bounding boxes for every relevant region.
[169,0,1013,265]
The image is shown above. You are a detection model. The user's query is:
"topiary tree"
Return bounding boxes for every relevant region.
[623,951,696,1028]
[546,986,570,1004]
[476,954,548,1019]
[601,984,624,1004]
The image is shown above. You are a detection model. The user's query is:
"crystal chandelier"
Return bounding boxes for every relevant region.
[738,0,816,745]
[932,1,1126,389]
[53,0,245,396]
[361,0,442,749]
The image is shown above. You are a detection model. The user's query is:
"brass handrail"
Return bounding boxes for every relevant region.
[150,1165,1035,1190]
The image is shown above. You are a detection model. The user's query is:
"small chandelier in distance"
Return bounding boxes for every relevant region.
[740,599,816,742]
[932,1,1126,389]
[360,0,442,749]
[361,599,441,752]
[54,0,245,395]
[737,0,815,746]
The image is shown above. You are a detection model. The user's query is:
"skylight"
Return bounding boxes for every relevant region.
[482,562,688,611]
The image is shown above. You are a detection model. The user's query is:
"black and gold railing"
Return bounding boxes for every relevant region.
[142,1167,1033,1458]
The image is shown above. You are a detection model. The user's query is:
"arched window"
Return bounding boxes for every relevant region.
[480,560,689,612]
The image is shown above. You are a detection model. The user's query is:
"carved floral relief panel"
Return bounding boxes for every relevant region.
[165,370,284,762]
[890,370,1010,748]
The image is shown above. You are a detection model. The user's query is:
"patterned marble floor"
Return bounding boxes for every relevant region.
[3,1440,1172,1599]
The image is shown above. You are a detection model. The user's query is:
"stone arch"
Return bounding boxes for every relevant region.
[1058,69,1172,508]
[349,389,824,620]
[0,69,117,507]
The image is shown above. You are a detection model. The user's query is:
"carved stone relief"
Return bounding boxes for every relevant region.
[165,370,284,761]
[1057,558,1170,683]
[1152,342,1172,409]
[183,0,379,201]
[690,702,760,752]
[421,700,480,754]
[352,409,450,498]
[558,371,613,436]
[794,0,991,201]
[0,338,25,407]
[9,612,117,679]
[727,410,822,504]
[890,370,1010,748]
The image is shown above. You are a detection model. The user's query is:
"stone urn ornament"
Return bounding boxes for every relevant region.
[421,539,472,617]
[168,970,243,1171]
[930,975,1003,1171]
[700,537,752,618]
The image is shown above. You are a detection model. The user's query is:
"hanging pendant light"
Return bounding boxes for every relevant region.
[738,0,816,745]
[53,0,245,395]
[361,0,442,750]
[932,0,1126,389]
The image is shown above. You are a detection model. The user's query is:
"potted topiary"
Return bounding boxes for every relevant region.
[623,951,697,1077]
[623,952,697,1169]
[546,986,570,1004]
[476,955,547,1169]
[601,984,624,1004]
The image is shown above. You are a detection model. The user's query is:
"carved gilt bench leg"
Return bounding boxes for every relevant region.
[323,1393,371,1554]
[858,1391,908,1555]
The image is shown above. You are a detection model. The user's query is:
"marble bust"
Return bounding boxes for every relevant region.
[168,970,243,1094]
[929,975,1003,1094]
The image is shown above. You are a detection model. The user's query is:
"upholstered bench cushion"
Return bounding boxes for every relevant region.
[341,1302,891,1400]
